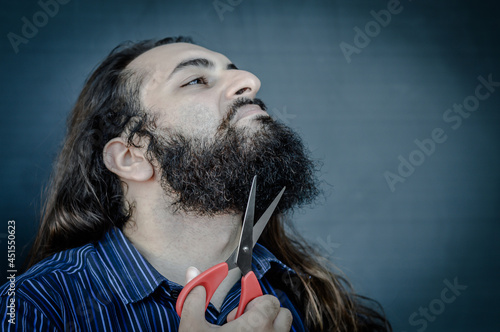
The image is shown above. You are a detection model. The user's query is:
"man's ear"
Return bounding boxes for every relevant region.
[103,137,154,182]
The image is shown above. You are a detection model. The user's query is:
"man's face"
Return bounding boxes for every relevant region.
[128,43,267,139]
[126,42,319,216]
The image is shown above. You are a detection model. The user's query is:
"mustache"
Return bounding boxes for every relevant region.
[218,98,268,131]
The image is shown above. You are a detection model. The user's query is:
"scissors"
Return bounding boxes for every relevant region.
[175,176,286,319]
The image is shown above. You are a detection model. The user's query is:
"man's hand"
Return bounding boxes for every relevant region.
[178,267,293,332]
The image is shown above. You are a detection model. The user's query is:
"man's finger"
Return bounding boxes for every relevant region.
[223,295,288,331]
[180,266,203,318]
[178,265,207,331]
[273,308,293,331]
[243,294,281,319]
[225,295,281,325]
[178,285,209,331]
[226,307,237,323]
[180,285,206,317]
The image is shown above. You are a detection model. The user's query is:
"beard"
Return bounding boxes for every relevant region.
[149,98,320,217]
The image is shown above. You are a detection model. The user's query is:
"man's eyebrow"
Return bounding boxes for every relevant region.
[167,58,238,80]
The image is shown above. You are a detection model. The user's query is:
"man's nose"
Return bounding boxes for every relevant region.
[224,70,261,100]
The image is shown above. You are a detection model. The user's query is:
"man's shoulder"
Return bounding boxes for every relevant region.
[0,243,98,297]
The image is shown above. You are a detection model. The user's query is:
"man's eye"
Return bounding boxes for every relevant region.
[182,77,208,87]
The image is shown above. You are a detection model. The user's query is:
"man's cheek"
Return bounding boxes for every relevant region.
[184,105,219,135]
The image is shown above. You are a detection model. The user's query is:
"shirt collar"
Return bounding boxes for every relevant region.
[251,243,297,279]
[95,227,295,304]
[95,227,172,304]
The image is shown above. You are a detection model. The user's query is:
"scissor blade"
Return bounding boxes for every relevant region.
[251,186,286,246]
[226,185,286,269]
[234,176,257,274]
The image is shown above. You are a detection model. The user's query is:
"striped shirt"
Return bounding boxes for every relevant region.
[0,227,306,331]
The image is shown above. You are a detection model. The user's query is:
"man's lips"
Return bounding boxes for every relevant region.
[232,104,268,123]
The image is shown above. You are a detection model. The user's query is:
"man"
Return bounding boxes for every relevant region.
[0,37,391,331]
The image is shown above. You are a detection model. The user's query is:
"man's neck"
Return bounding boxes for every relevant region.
[123,200,243,310]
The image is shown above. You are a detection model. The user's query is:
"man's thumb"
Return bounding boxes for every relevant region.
[179,266,205,319]
[185,266,201,284]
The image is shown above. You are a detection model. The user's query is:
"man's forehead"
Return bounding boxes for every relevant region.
[127,43,230,76]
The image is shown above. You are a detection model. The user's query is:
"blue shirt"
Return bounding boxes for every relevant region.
[0,228,306,331]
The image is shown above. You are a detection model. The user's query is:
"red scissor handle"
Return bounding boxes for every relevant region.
[175,262,229,317]
[235,271,263,318]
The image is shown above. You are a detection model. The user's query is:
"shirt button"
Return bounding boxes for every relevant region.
[170,289,180,298]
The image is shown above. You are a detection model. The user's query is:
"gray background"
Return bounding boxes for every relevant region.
[1,0,499,331]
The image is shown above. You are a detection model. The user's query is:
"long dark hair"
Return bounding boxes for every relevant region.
[27,37,391,331]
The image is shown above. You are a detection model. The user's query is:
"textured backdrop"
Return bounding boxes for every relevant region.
[1,0,499,331]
